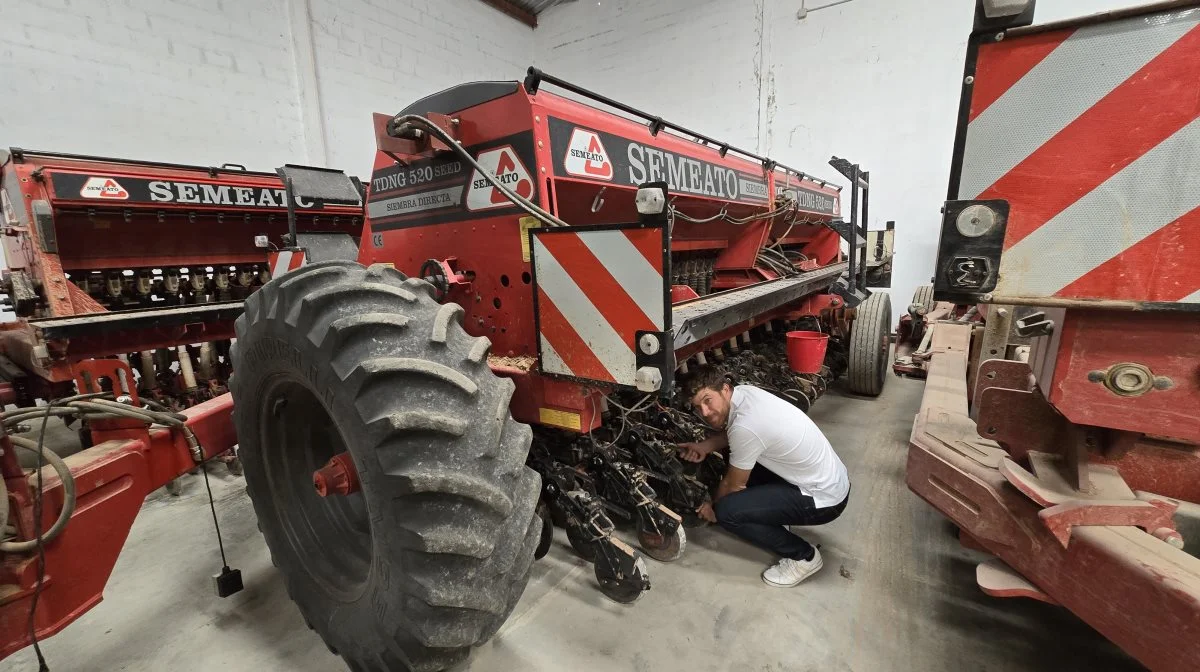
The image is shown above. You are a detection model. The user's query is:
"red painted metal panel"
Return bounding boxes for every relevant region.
[1045,310,1200,443]
[0,445,148,661]
[907,323,1200,672]
[0,394,240,659]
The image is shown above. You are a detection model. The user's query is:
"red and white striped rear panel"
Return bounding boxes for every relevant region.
[531,225,667,387]
[962,5,1200,305]
[268,249,307,278]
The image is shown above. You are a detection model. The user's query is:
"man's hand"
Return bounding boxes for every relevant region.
[677,441,711,463]
[696,501,717,524]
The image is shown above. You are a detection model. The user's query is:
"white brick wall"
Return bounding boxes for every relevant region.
[536,0,762,152]
[760,0,975,305]
[0,0,532,175]
[308,0,534,173]
[0,0,305,170]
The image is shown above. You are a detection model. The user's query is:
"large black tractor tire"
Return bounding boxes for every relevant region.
[230,261,541,672]
[911,284,935,314]
[845,292,892,396]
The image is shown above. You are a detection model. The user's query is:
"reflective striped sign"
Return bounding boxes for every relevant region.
[962,6,1200,305]
[531,225,668,386]
[268,249,306,278]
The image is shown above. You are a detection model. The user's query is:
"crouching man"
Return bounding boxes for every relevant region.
[679,366,850,587]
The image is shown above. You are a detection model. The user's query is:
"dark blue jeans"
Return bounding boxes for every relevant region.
[713,463,849,561]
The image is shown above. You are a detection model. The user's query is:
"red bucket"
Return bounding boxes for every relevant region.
[785,331,829,374]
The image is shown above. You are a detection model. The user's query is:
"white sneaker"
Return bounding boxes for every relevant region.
[761,549,823,587]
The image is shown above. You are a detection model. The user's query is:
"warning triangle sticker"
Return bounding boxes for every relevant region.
[466,146,534,212]
[80,176,129,200]
[564,128,613,181]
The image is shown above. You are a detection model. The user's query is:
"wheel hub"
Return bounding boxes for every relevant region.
[260,377,372,600]
[313,452,361,497]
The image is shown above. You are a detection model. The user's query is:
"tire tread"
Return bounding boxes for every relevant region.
[846,292,892,396]
[230,261,539,672]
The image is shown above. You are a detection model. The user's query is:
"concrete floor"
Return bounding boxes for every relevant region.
[6,376,1140,671]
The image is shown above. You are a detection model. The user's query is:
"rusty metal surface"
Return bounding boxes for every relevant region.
[908,409,1028,548]
[907,321,1200,672]
[1093,438,1200,505]
[925,410,1008,469]
[972,359,1033,418]
[975,386,1064,460]
[1027,306,1065,398]
[1047,310,1200,444]
[978,304,1015,362]
[1000,455,1136,507]
[976,558,1058,604]
[1026,451,1135,500]
[1039,499,1176,548]
[914,323,972,415]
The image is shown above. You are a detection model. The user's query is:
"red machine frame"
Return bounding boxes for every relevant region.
[0,373,238,659]
[0,150,360,659]
[359,68,863,434]
[0,149,362,399]
[908,3,1200,670]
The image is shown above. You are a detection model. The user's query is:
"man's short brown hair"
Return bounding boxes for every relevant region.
[684,365,734,400]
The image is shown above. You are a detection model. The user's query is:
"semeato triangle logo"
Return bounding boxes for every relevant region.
[564,128,613,180]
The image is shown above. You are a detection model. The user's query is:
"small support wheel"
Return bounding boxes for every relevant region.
[638,525,686,563]
[781,388,812,413]
[535,501,554,560]
[566,523,599,561]
[595,555,650,604]
[548,498,570,529]
[911,284,935,314]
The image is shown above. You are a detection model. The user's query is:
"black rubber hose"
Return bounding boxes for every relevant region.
[1,436,76,553]
[389,114,570,228]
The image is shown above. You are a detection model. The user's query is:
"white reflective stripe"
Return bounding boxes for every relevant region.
[534,240,634,384]
[272,251,293,277]
[960,10,1199,199]
[576,229,665,331]
[1180,288,1200,303]
[539,335,572,376]
[998,117,1200,297]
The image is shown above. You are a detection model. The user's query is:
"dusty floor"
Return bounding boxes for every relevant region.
[6,376,1140,671]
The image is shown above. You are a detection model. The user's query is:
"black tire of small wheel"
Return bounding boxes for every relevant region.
[912,284,934,313]
[230,261,541,672]
[846,292,892,396]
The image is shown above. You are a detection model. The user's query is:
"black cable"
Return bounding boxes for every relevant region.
[27,401,53,672]
[199,461,229,571]
[389,115,569,228]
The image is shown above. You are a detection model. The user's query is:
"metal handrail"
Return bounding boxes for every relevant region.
[523,67,842,191]
[9,147,265,179]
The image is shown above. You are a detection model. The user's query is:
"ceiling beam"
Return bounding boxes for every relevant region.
[477,0,538,28]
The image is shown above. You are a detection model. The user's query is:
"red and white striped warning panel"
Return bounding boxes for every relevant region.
[531,225,667,386]
[268,249,307,278]
[962,6,1200,305]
